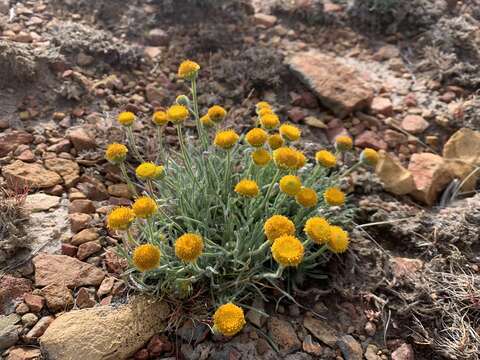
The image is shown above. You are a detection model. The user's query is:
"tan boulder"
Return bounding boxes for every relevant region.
[44,158,80,187]
[3,161,62,189]
[443,128,480,166]
[444,159,479,192]
[40,297,170,360]
[376,151,415,195]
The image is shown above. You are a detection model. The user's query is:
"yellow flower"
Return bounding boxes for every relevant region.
[279,175,302,196]
[264,215,295,242]
[200,114,214,127]
[251,148,271,166]
[154,165,165,179]
[271,235,304,267]
[118,111,135,126]
[214,130,239,150]
[135,162,157,180]
[273,147,299,169]
[257,107,274,117]
[260,113,280,130]
[105,143,128,164]
[360,148,379,166]
[178,60,200,80]
[296,187,318,208]
[213,303,246,337]
[304,217,331,245]
[324,187,345,207]
[207,105,227,123]
[167,104,189,124]
[335,135,353,151]
[293,150,307,169]
[328,226,349,253]
[132,196,157,218]
[245,128,268,147]
[175,233,204,262]
[234,179,259,198]
[315,150,337,168]
[133,244,161,272]
[279,124,301,142]
[107,207,135,230]
[256,101,271,110]
[268,133,284,150]
[152,111,168,126]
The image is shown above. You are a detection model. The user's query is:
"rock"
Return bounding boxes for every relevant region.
[147,28,169,46]
[44,158,80,187]
[254,13,277,28]
[336,335,363,360]
[384,129,407,147]
[0,0,10,15]
[40,296,170,360]
[61,244,78,257]
[302,335,323,356]
[23,294,44,313]
[364,321,377,337]
[6,347,42,360]
[76,288,96,309]
[144,47,161,60]
[41,284,74,312]
[288,51,374,118]
[97,277,115,298]
[355,130,387,150]
[33,253,105,288]
[376,151,416,195]
[372,45,400,61]
[104,249,128,274]
[147,334,172,356]
[107,184,132,199]
[24,316,54,341]
[370,97,393,116]
[3,161,62,189]
[177,319,209,344]
[24,194,60,212]
[17,149,35,162]
[71,228,99,246]
[444,159,479,192]
[443,128,480,166]
[69,199,95,214]
[15,303,29,315]
[401,115,429,134]
[0,131,33,157]
[408,153,452,205]
[391,257,423,280]
[77,241,102,260]
[69,213,92,233]
[365,344,382,360]
[392,343,414,360]
[67,127,96,151]
[246,297,266,328]
[303,315,338,347]
[0,324,21,350]
[21,313,38,327]
[0,276,32,315]
[267,317,301,355]
[77,177,109,201]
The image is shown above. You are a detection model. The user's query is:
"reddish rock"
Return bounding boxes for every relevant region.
[391,257,424,280]
[134,349,150,360]
[370,97,393,116]
[403,93,417,107]
[77,241,102,260]
[46,139,71,153]
[254,13,277,28]
[384,129,407,147]
[3,161,62,189]
[77,176,109,201]
[0,276,33,315]
[100,295,113,306]
[24,316,54,341]
[287,107,306,122]
[105,249,128,274]
[267,317,301,355]
[41,283,74,312]
[144,47,161,60]
[67,127,96,151]
[354,130,388,150]
[288,51,374,118]
[5,347,42,360]
[17,149,35,162]
[0,131,33,157]
[97,277,115,298]
[71,228,99,246]
[107,184,131,199]
[392,343,415,360]
[33,253,105,288]
[148,334,172,356]
[61,243,78,257]
[401,115,429,134]
[23,294,45,313]
[439,91,456,103]
[147,28,169,46]
[69,213,92,233]
[76,288,96,309]
[69,199,95,214]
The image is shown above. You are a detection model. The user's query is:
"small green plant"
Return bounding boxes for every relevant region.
[105,60,378,335]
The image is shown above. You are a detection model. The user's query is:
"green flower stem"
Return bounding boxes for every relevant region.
[119,162,138,198]
[191,77,208,150]
[155,126,165,164]
[261,168,281,213]
[255,265,284,280]
[176,124,195,177]
[224,149,232,200]
[126,126,144,163]
[336,161,362,181]
[250,240,271,256]
[304,244,329,262]
[146,179,155,197]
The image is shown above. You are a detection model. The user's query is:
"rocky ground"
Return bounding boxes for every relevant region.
[1,0,480,359]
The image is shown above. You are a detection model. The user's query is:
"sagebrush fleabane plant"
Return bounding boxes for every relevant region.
[106,60,375,337]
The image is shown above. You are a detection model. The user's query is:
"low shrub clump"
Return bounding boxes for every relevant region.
[105,60,378,336]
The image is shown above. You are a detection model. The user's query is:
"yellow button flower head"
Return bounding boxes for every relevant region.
[279,175,302,196]
[152,111,168,126]
[260,113,280,130]
[213,303,246,337]
[315,150,337,168]
[135,162,157,180]
[154,165,165,179]
[251,148,271,166]
[207,105,227,123]
[118,111,135,126]
[167,104,189,124]
[296,187,318,208]
[245,128,268,147]
[256,101,271,110]
[105,143,128,164]
[257,107,274,117]
[200,114,214,127]
[279,124,301,142]
[175,233,204,262]
[214,130,239,150]
[335,135,353,151]
[264,215,295,242]
[293,150,307,170]
[268,133,284,150]
[107,207,135,230]
[234,179,259,198]
[324,187,345,207]
[304,217,331,245]
[328,226,349,253]
[132,196,157,218]
[178,60,200,80]
[360,148,379,166]
[133,244,161,272]
[273,147,299,169]
[271,235,304,267]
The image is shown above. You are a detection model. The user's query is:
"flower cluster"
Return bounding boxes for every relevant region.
[105,60,377,338]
